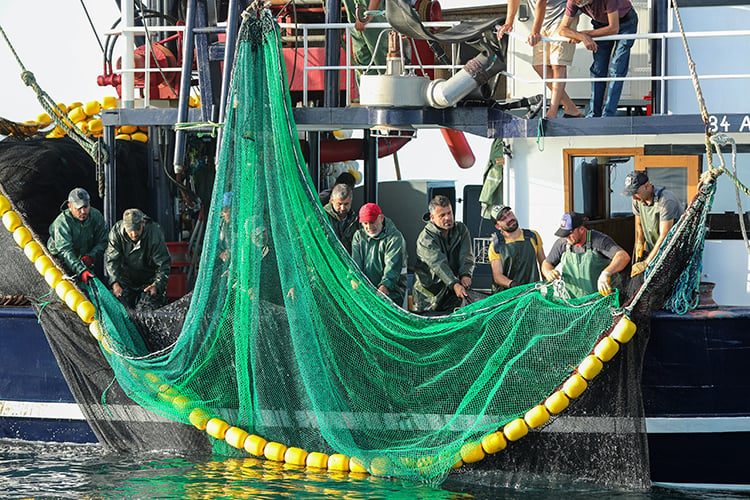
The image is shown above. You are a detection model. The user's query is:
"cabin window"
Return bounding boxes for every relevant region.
[563,148,700,252]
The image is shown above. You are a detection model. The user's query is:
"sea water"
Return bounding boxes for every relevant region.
[0,440,744,500]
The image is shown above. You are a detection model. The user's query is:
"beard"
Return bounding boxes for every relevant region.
[502,219,519,233]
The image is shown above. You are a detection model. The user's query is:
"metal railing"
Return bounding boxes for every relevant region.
[108,18,750,117]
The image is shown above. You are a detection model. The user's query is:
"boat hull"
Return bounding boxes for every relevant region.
[644,308,750,490]
[0,307,95,443]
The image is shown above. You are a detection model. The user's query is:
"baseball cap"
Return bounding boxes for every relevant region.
[122,208,145,231]
[67,188,90,209]
[359,203,382,222]
[222,191,233,208]
[490,205,512,221]
[555,212,585,237]
[622,171,648,197]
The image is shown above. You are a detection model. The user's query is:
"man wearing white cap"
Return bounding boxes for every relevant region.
[48,187,108,283]
[351,203,408,307]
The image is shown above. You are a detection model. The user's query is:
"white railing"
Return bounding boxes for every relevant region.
[523,29,750,116]
[108,18,750,116]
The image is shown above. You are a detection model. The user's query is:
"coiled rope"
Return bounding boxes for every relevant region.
[0,24,109,167]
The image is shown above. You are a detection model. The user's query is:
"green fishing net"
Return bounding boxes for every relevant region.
[86,10,622,485]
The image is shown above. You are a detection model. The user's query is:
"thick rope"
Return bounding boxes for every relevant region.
[0,24,109,165]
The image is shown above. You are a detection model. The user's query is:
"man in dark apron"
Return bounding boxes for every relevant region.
[621,170,684,276]
[542,212,630,298]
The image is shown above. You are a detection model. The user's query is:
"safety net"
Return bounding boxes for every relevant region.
[82,10,628,485]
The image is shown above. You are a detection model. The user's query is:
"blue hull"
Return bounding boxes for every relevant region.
[0,307,95,443]
[645,307,750,490]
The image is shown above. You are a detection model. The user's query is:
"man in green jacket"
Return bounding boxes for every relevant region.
[351,203,408,307]
[105,208,171,310]
[413,195,475,314]
[47,187,108,283]
[324,183,359,254]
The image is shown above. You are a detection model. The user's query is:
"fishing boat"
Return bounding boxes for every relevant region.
[0,0,748,492]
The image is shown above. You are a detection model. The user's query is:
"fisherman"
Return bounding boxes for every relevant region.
[47,187,108,283]
[351,203,408,307]
[621,170,684,276]
[488,205,546,292]
[324,183,359,254]
[542,212,630,297]
[105,208,171,310]
[558,0,638,117]
[319,171,356,206]
[412,195,475,314]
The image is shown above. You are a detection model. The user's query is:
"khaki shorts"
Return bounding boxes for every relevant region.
[532,17,578,67]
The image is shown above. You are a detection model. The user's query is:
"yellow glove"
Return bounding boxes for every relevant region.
[631,261,647,277]
[597,271,612,296]
[543,268,561,282]
[634,241,645,260]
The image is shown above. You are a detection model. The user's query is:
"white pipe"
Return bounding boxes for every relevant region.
[122,0,135,109]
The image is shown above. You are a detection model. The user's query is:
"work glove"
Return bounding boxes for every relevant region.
[80,255,94,268]
[634,241,645,260]
[597,270,612,296]
[543,268,561,282]
[81,270,94,284]
[631,261,647,277]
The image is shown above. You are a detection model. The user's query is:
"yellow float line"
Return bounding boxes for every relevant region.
[0,192,638,476]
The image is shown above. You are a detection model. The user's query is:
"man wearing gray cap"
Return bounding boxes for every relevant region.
[488,205,545,292]
[47,187,108,283]
[622,170,683,276]
[105,208,171,309]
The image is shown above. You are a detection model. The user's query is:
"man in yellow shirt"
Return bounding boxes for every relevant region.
[488,205,545,292]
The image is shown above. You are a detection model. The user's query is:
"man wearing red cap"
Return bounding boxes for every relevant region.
[413,195,474,313]
[351,203,408,307]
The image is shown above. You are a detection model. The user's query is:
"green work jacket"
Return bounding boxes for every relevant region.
[47,207,108,275]
[413,221,475,313]
[351,217,408,306]
[324,202,359,254]
[105,217,171,293]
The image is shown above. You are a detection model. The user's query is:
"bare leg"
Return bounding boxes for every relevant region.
[533,64,580,118]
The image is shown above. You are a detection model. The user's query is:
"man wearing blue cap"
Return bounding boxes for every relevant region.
[621,170,683,276]
[487,205,545,292]
[542,212,629,297]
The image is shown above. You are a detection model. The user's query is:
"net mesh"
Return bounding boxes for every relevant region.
[85,11,625,485]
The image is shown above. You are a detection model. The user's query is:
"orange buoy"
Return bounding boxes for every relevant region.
[440,129,475,168]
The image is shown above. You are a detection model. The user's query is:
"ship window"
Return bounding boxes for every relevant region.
[563,148,700,252]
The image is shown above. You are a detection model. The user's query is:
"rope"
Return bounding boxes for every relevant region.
[0,24,109,166]
[174,121,224,138]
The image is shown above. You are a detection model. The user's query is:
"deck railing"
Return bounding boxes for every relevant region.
[109,18,750,118]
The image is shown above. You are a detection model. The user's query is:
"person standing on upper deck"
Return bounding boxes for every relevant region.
[621,171,684,276]
[412,195,475,314]
[558,0,638,117]
[497,0,583,118]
